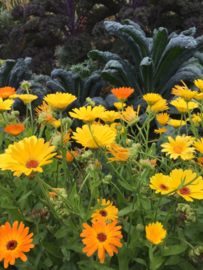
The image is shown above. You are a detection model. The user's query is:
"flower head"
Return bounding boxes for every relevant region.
[56,150,77,162]
[111,87,134,102]
[143,93,162,105]
[35,101,56,126]
[170,98,198,114]
[18,94,38,104]
[170,169,203,201]
[167,119,186,128]
[0,98,14,113]
[195,93,203,101]
[154,127,167,134]
[69,105,105,124]
[107,143,129,163]
[72,124,116,148]
[9,94,20,99]
[4,123,25,136]
[80,216,123,263]
[194,79,203,91]
[0,87,16,98]
[145,222,167,244]
[188,114,201,126]
[100,111,120,124]
[114,102,126,110]
[0,136,56,177]
[120,105,140,125]
[0,221,34,269]
[91,199,119,222]
[194,138,203,154]
[171,81,188,96]
[109,122,124,134]
[150,99,169,113]
[161,135,195,160]
[156,113,170,126]
[179,89,198,102]
[44,92,77,111]
[150,173,174,195]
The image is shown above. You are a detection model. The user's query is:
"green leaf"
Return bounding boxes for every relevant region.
[117,204,136,216]
[162,245,187,256]
[133,258,148,267]
[13,178,29,199]
[42,242,63,258]
[139,197,151,210]
[166,255,181,265]
[118,180,134,192]
[94,263,116,270]
[153,27,168,68]
[178,259,197,270]
[67,243,84,254]
[60,245,70,261]
[150,256,165,270]
[54,226,68,239]
[7,209,23,223]
[1,200,18,209]
[43,258,53,267]
[18,190,32,202]
[140,57,153,93]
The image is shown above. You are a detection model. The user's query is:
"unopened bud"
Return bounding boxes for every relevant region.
[21,80,31,90]
[86,97,95,107]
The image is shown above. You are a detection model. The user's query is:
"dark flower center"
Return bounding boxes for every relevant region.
[179,187,191,195]
[26,160,39,168]
[6,240,18,250]
[97,233,107,242]
[99,210,107,217]
[160,184,169,191]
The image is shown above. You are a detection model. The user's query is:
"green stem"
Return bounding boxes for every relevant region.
[59,110,67,188]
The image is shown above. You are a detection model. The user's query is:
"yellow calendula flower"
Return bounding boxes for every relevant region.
[143,93,162,105]
[0,136,56,177]
[170,98,198,114]
[188,114,201,126]
[107,143,129,163]
[150,173,174,195]
[0,97,14,113]
[154,127,167,134]
[69,105,105,124]
[170,169,203,202]
[18,94,38,104]
[161,135,195,160]
[167,119,186,128]
[72,124,116,148]
[195,92,203,101]
[179,89,198,102]
[194,138,203,154]
[120,105,140,126]
[91,199,119,222]
[194,79,203,91]
[171,80,188,96]
[44,92,77,111]
[52,120,61,128]
[99,111,120,124]
[150,99,169,113]
[156,113,170,126]
[114,102,126,110]
[145,222,167,245]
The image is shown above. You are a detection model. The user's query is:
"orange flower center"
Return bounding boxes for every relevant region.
[6,240,18,250]
[26,160,39,168]
[173,146,183,153]
[97,233,107,242]
[160,184,169,191]
[179,187,191,195]
[99,210,107,217]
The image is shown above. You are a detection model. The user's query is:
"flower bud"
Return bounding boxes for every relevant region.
[189,245,203,263]
[136,224,144,232]
[62,117,72,128]
[21,80,31,90]
[102,174,112,184]
[86,97,95,107]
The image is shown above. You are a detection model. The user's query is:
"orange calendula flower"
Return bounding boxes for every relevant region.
[80,216,123,264]
[195,157,203,168]
[0,221,34,269]
[91,199,119,222]
[4,123,25,136]
[170,169,203,202]
[107,143,129,162]
[145,222,167,244]
[56,150,77,162]
[0,86,16,98]
[111,87,134,102]
[161,135,195,160]
[154,127,167,134]
[58,129,72,144]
